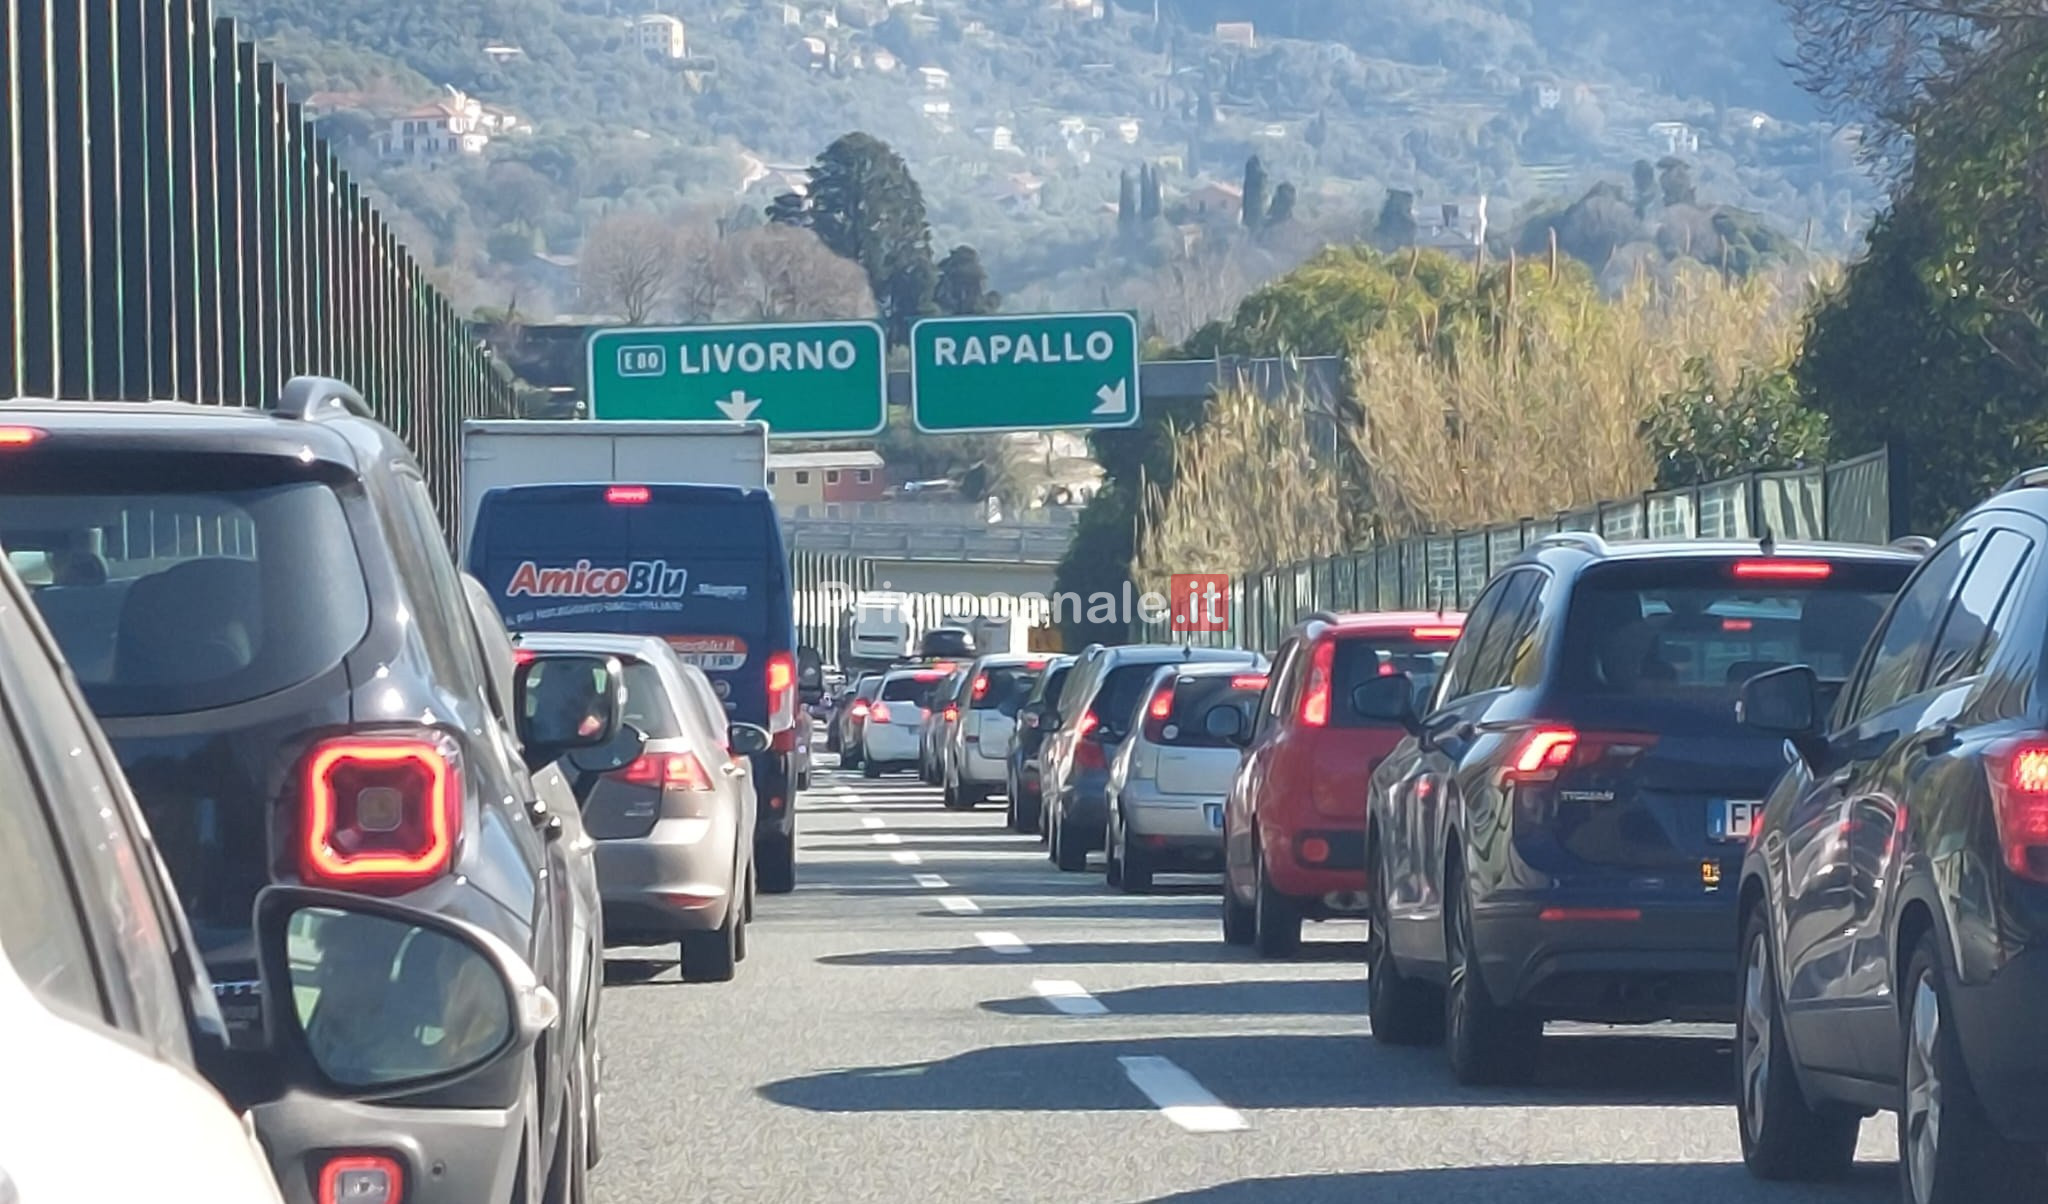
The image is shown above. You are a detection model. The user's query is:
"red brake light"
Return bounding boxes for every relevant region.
[1501,727,1657,785]
[606,485,651,505]
[971,673,990,701]
[943,703,959,721]
[869,701,893,724]
[1075,709,1107,769]
[1026,658,1048,668]
[299,735,460,894]
[318,1154,402,1204]
[1410,625,1461,640]
[849,700,870,717]
[1147,687,1175,720]
[766,651,796,731]
[1299,639,1335,727]
[914,670,943,681]
[0,426,46,447]
[1722,618,1754,632]
[1731,559,1832,580]
[614,751,714,791]
[1987,737,2048,883]
[1231,674,1268,690]
[1079,710,1099,736]
[1510,729,1579,778]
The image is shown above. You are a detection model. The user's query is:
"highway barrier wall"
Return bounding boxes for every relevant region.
[0,0,513,537]
[1138,446,1905,653]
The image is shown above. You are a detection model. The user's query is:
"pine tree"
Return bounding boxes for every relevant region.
[934,245,1000,315]
[1141,164,1163,221]
[765,191,806,226]
[1266,182,1296,226]
[805,132,937,342]
[1118,169,1138,229]
[1242,156,1268,230]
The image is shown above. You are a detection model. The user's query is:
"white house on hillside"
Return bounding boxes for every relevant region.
[635,14,687,59]
[377,88,524,160]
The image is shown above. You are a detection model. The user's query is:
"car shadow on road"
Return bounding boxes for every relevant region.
[1129,1162,1895,1204]
[760,1031,1739,1114]
[980,978,1362,1017]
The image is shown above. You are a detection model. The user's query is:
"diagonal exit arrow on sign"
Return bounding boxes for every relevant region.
[1092,379,1129,416]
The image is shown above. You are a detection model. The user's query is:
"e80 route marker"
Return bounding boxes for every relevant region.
[910,311,1141,434]
[586,320,887,437]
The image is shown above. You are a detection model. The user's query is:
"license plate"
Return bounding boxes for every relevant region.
[1714,799,1762,842]
[1205,803,1224,830]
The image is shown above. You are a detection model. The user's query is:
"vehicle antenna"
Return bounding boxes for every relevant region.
[1759,524,1776,557]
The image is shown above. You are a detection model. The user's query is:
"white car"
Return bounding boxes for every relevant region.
[1103,662,1270,892]
[861,667,945,777]
[943,654,1049,809]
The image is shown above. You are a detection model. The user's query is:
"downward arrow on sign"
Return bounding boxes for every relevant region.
[716,389,762,421]
[1092,379,1129,416]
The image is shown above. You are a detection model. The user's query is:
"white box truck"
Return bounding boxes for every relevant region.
[458,419,769,559]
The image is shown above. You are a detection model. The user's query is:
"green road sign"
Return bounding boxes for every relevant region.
[910,311,1141,434]
[586,321,888,436]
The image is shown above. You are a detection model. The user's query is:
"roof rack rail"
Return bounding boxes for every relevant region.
[1303,609,1342,627]
[1999,466,2048,493]
[1890,535,1936,555]
[273,375,371,423]
[1534,530,1607,555]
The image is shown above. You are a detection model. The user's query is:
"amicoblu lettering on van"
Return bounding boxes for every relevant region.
[505,558,690,600]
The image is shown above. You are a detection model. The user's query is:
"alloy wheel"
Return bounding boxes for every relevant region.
[1904,970,1944,1204]
[1740,933,1772,1145]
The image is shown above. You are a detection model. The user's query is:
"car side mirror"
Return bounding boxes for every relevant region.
[253,885,553,1100]
[1351,673,1423,735]
[515,653,628,773]
[1739,665,1824,759]
[728,723,772,756]
[1203,704,1245,744]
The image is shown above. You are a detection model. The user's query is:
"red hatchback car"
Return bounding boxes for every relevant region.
[1222,611,1465,956]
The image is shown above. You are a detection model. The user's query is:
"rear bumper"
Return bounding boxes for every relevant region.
[863,725,920,764]
[1123,781,1224,843]
[959,744,1007,785]
[1471,892,1738,1023]
[593,820,739,942]
[1262,824,1368,899]
[1951,945,2048,1143]
[749,752,793,839]
[1061,767,1111,827]
[251,1090,526,1204]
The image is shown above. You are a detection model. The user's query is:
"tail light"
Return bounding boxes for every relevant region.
[1731,559,1832,580]
[1501,726,1656,825]
[1987,736,2048,883]
[511,648,536,665]
[1298,639,1335,727]
[318,1154,402,1204]
[0,426,47,446]
[971,673,990,701]
[613,751,714,791]
[943,702,959,722]
[299,734,460,895]
[766,651,796,734]
[1410,625,1462,640]
[849,700,870,718]
[1142,685,1176,742]
[605,485,651,505]
[870,701,894,724]
[1231,674,1268,690]
[1075,710,1107,770]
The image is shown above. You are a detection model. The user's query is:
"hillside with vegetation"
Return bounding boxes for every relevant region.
[221,0,1874,331]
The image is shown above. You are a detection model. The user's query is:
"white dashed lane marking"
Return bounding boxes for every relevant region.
[912,874,948,889]
[937,896,981,915]
[976,932,1030,955]
[890,850,923,865]
[861,816,886,829]
[1033,980,1107,1015]
[1117,1056,1248,1134]
[873,832,903,846]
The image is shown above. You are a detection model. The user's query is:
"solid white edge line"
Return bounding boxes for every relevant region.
[1117,1056,1248,1133]
[1032,979,1107,1015]
[890,850,922,865]
[911,873,948,889]
[937,895,981,915]
[976,931,1030,954]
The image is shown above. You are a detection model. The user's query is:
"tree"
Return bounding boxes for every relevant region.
[1657,157,1697,207]
[934,245,1000,316]
[801,132,938,342]
[1306,110,1328,151]
[724,225,877,322]
[1118,169,1138,230]
[1141,164,1163,221]
[1241,156,1268,230]
[765,192,806,227]
[1631,159,1659,218]
[1644,360,1831,489]
[1266,182,1297,226]
[1373,190,1417,250]
[578,211,679,324]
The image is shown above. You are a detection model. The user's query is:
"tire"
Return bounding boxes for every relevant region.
[682,908,739,984]
[756,833,796,895]
[541,1053,591,1204]
[1368,850,1443,1046]
[1898,931,2037,1204]
[1252,849,1302,958]
[1221,876,1256,945]
[862,759,881,779]
[1052,803,1089,872]
[1736,910,1858,1180]
[943,777,971,811]
[841,741,861,770]
[1104,818,1124,888]
[1116,811,1153,894]
[1444,865,1541,1086]
[733,886,751,963]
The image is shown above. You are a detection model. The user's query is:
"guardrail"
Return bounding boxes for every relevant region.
[0,0,513,540]
[1135,446,1905,652]
[784,521,1070,563]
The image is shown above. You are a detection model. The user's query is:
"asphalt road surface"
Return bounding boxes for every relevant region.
[590,755,1901,1204]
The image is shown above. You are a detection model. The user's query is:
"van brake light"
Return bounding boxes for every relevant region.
[606,485,651,505]
[299,734,461,893]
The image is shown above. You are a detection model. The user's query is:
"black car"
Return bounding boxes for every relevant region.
[1360,534,1920,1086]
[0,535,571,1202]
[1008,655,1074,834]
[0,380,634,1204]
[1735,475,2048,1202]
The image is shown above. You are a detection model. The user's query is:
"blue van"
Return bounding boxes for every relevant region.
[467,481,801,891]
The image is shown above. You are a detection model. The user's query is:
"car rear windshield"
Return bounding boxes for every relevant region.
[1557,557,1914,724]
[1161,672,1269,747]
[1095,662,1177,733]
[853,676,882,700]
[0,473,370,718]
[1331,634,1456,727]
[881,675,939,702]
[972,664,1041,710]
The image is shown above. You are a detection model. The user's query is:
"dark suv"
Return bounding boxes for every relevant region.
[1735,475,2048,1202]
[1359,534,1920,1086]
[0,380,631,1204]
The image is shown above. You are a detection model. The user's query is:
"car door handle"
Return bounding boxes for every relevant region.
[721,762,744,776]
